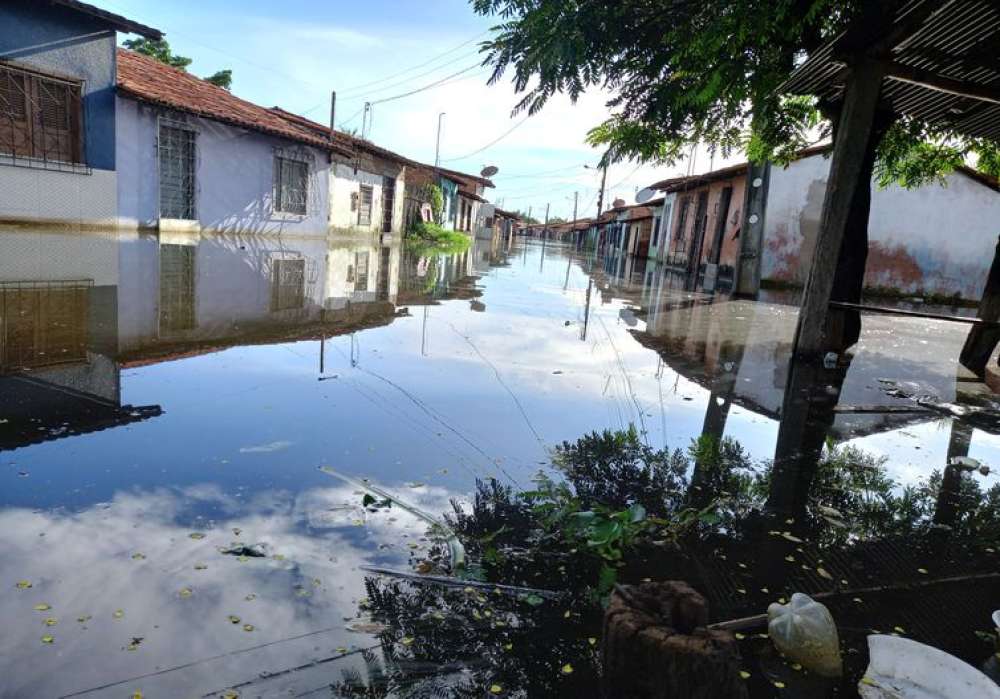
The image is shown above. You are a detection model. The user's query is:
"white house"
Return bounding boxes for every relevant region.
[115,49,338,239]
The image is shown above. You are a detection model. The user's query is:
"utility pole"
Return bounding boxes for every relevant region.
[572,191,578,222]
[596,164,608,216]
[434,112,445,168]
[329,91,336,140]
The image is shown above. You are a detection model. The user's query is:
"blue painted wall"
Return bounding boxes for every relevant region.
[0,0,118,170]
[441,177,459,229]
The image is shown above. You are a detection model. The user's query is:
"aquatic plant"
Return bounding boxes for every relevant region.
[407,222,471,255]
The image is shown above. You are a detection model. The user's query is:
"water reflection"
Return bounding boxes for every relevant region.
[3,228,1000,696]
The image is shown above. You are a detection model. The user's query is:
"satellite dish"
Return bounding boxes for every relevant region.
[612,198,626,209]
[635,187,656,204]
[480,165,499,178]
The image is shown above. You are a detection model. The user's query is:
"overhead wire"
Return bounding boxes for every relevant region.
[440,114,532,163]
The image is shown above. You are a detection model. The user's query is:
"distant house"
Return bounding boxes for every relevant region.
[0,0,161,227]
[115,49,342,238]
[647,147,1000,300]
[269,108,410,238]
[401,164,494,234]
[649,163,747,292]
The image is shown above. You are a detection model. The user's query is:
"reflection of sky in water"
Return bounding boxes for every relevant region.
[5,235,1000,695]
[0,482,456,697]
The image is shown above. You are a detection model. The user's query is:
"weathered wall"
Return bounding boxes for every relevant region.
[0,0,117,170]
[116,98,332,237]
[0,166,116,225]
[328,154,404,235]
[762,153,1000,299]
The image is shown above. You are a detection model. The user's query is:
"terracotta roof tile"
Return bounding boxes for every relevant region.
[116,49,336,150]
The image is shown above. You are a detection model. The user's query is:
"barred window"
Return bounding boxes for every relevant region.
[271,258,305,311]
[274,156,308,215]
[358,184,373,226]
[0,64,82,164]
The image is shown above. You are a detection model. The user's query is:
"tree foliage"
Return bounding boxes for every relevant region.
[471,0,1000,185]
[123,38,233,91]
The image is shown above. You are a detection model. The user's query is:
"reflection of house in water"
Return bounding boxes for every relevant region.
[0,230,161,450]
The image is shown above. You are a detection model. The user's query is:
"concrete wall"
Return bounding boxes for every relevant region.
[116,98,331,237]
[0,166,116,226]
[762,153,1000,300]
[328,157,404,235]
[0,0,118,170]
[668,178,745,270]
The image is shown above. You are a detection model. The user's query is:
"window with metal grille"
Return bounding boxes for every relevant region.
[271,258,305,311]
[381,175,395,232]
[274,156,308,215]
[354,251,370,291]
[159,244,196,332]
[158,124,196,220]
[0,281,90,372]
[358,184,373,226]
[0,64,82,164]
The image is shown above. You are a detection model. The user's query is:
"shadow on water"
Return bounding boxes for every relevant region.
[3,229,1000,696]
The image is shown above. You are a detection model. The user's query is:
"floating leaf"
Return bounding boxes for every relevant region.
[401,636,414,646]
[188,533,205,540]
[228,615,241,625]
[244,593,256,601]
[77,615,91,623]
[587,637,597,646]
[33,603,51,611]
[740,671,751,679]
[560,663,574,675]
[178,587,193,598]
[194,563,207,570]
[131,552,146,560]
[524,594,544,606]
[16,580,32,589]
[113,609,124,619]
[490,685,503,694]
[816,567,833,580]
[44,617,57,626]
[242,624,254,632]
[781,532,803,543]
[917,568,929,574]
[41,635,54,644]
[131,692,144,699]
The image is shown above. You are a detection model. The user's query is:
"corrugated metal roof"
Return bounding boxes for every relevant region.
[782,0,1000,141]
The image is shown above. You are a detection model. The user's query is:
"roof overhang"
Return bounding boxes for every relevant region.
[51,0,162,38]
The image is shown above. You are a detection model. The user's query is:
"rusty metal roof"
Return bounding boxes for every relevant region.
[782,0,1000,141]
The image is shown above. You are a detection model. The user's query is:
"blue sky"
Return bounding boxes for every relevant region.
[95,0,735,219]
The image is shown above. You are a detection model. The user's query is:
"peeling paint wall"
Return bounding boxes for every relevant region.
[762,153,1000,299]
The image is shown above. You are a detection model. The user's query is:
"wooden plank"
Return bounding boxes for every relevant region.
[792,57,888,357]
[830,300,994,326]
[886,61,1000,106]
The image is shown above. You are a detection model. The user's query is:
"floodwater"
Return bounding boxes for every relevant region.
[3,229,1000,697]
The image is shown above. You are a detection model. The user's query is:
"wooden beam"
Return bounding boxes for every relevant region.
[886,62,1000,106]
[792,57,887,356]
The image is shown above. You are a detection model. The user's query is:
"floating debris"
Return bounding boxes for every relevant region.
[242,624,254,632]
[33,603,51,612]
[227,615,241,625]
[43,617,57,626]
[41,635,54,644]
[219,543,268,558]
[561,663,574,675]
[178,587,193,598]
[131,552,146,560]
[16,580,32,589]
[188,533,206,540]
[113,609,124,619]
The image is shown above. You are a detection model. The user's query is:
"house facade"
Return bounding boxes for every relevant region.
[115,50,339,238]
[759,151,1000,301]
[0,0,160,227]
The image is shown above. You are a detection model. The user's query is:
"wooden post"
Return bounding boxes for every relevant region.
[735,163,770,297]
[960,234,1000,375]
[601,581,748,699]
[792,57,887,357]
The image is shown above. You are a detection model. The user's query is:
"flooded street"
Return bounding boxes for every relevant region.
[4,230,1000,697]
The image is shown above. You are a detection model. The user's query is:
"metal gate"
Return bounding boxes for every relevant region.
[159,123,196,220]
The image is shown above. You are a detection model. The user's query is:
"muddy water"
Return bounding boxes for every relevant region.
[2,230,999,697]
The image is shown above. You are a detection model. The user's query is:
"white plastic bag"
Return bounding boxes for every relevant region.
[767,592,843,677]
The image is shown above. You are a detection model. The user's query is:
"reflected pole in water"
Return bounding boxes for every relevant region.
[581,278,593,341]
[934,415,975,528]
[319,333,325,374]
[540,202,550,273]
[421,305,429,356]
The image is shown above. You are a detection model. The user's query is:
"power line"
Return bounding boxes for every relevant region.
[440,115,531,163]
[338,30,490,94]
[367,64,481,106]
[494,163,587,179]
[339,48,483,100]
